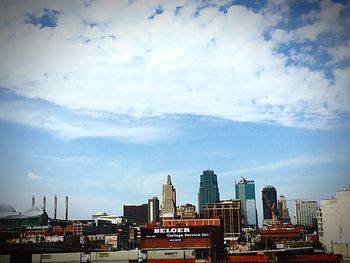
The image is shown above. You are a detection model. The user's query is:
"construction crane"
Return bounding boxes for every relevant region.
[263,192,279,224]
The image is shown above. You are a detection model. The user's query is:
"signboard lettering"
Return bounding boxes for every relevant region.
[154,228,190,234]
[141,227,210,239]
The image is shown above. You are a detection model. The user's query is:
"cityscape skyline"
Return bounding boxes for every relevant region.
[1,172,347,226]
[1,0,350,222]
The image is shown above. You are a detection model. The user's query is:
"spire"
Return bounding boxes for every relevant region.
[167,175,172,185]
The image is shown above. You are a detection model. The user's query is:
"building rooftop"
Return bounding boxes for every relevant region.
[263,185,276,190]
[0,206,45,219]
[0,203,17,218]
[236,176,247,184]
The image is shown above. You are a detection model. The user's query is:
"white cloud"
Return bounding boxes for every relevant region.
[269,1,348,43]
[0,0,349,135]
[27,172,43,180]
[328,41,350,63]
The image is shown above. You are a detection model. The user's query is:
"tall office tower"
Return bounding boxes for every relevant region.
[198,169,220,214]
[278,195,291,223]
[235,176,257,228]
[148,197,160,223]
[262,186,278,223]
[162,175,176,217]
[295,200,318,226]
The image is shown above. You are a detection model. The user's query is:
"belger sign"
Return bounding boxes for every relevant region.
[154,228,190,234]
[141,227,210,239]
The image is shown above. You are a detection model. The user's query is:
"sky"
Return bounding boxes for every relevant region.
[0,0,349,223]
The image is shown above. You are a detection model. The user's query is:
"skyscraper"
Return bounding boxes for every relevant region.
[198,169,220,213]
[262,186,278,223]
[148,197,160,223]
[162,175,176,217]
[278,195,291,223]
[235,176,257,228]
[295,200,318,226]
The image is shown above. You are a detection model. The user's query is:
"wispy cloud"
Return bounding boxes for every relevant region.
[222,151,349,177]
[27,172,43,180]
[0,98,170,142]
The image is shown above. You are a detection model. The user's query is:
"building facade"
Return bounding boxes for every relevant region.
[198,169,220,214]
[148,197,160,223]
[262,186,278,224]
[318,186,350,258]
[177,204,197,219]
[0,207,49,232]
[202,200,241,239]
[278,195,291,223]
[235,176,257,228]
[123,204,148,226]
[140,225,224,258]
[295,200,318,226]
[162,175,176,217]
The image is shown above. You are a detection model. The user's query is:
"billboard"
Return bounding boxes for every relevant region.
[140,227,215,250]
[141,227,210,240]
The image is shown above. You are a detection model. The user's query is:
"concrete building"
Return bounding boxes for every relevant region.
[198,169,220,214]
[162,175,176,217]
[148,197,160,223]
[92,212,126,225]
[318,186,350,260]
[235,176,257,228]
[202,199,242,239]
[278,195,291,223]
[295,200,318,226]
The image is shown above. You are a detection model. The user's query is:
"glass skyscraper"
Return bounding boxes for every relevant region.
[262,185,278,221]
[198,169,220,213]
[235,176,257,228]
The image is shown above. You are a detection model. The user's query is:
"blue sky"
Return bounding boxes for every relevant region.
[0,0,349,222]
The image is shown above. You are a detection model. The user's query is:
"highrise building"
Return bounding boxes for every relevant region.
[318,186,350,258]
[148,197,160,223]
[202,200,242,238]
[235,176,257,228]
[278,195,291,223]
[162,175,176,217]
[198,169,220,214]
[262,186,278,224]
[295,200,318,226]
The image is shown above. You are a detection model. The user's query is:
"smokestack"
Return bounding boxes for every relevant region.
[32,195,35,208]
[65,196,68,220]
[54,195,57,219]
[43,196,46,211]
